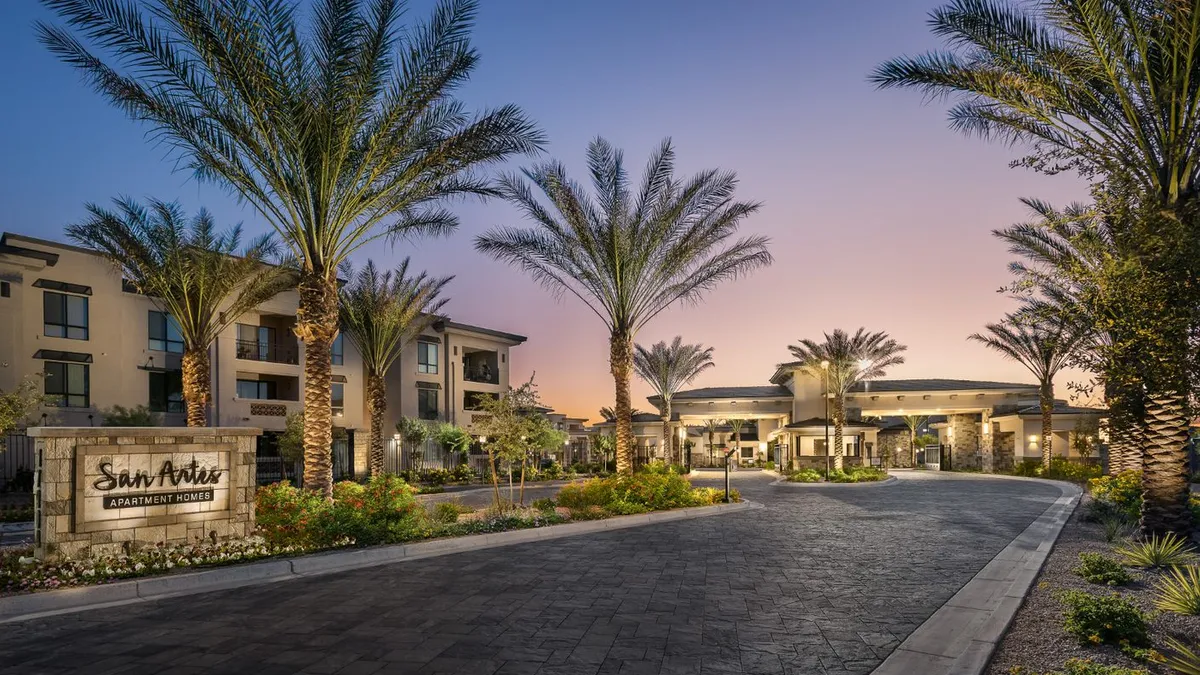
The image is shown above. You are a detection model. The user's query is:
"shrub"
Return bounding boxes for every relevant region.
[450,464,476,483]
[1010,459,1042,477]
[1099,514,1136,544]
[420,468,452,486]
[1073,553,1133,586]
[569,462,587,474]
[1088,471,1142,519]
[255,481,329,549]
[1009,660,1149,675]
[555,473,725,514]
[1151,565,1200,615]
[1057,590,1149,650]
[256,475,427,549]
[433,501,466,524]
[531,497,556,512]
[1116,533,1197,568]
[763,461,775,471]
[1045,459,1103,482]
[541,461,562,480]
[787,469,823,483]
[847,465,888,481]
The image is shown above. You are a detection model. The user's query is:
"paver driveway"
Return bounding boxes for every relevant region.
[0,471,1061,675]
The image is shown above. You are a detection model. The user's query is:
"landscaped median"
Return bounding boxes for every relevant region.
[773,465,895,485]
[0,470,750,622]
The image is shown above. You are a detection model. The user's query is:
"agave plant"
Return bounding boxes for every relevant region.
[1152,565,1200,615]
[1165,636,1200,675]
[1116,533,1197,568]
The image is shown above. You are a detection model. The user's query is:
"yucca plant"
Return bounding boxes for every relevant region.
[1116,533,1197,568]
[39,0,543,498]
[476,138,771,473]
[1152,565,1200,615]
[1164,636,1200,675]
[68,198,292,426]
[340,260,451,477]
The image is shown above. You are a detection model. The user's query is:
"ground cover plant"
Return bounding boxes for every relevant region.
[1074,553,1134,587]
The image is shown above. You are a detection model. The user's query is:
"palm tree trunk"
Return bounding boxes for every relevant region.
[180,347,210,427]
[296,274,338,500]
[366,373,386,476]
[832,397,845,471]
[661,398,672,466]
[1140,392,1193,536]
[1105,382,1144,475]
[610,331,635,474]
[1040,382,1054,470]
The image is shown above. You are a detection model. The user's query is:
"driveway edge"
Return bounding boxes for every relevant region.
[0,499,759,625]
[871,474,1082,675]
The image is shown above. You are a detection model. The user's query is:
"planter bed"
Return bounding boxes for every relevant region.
[984,500,1200,675]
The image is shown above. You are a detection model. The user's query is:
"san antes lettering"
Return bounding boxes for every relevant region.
[92,459,224,492]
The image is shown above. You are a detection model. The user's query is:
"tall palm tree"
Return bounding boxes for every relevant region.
[703,418,721,467]
[340,260,450,477]
[969,315,1084,470]
[476,138,771,473]
[727,418,746,466]
[39,0,543,499]
[789,329,907,470]
[634,337,715,465]
[874,0,1200,533]
[599,406,645,421]
[902,415,930,468]
[67,198,292,426]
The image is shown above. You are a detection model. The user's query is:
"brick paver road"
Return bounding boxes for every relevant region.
[0,471,1061,675]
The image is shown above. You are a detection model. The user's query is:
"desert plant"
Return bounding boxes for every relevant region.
[1100,514,1137,544]
[1057,590,1149,650]
[476,138,771,473]
[100,405,159,427]
[1163,636,1200,675]
[1151,565,1200,615]
[1074,553,1133,586]
[1116,533,1197,568]
[40,0,543,497]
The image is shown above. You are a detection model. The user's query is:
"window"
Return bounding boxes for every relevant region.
[44,291,88,340]
[236,379,277,400]
[741,447,754,459]
[418,389,438,420]
[331,382,345,417]
[417,341,438,374]
[331,333,344,366]
[148,311,184,353]
[0,281,9,298]
[463,391,495,411]
[148,371,183,413]
[45,361,89,408]
[814,439,827,455]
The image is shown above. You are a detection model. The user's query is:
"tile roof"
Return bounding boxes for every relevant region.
[786,417,879,430]
[848,379,1037,393]
[670,385,793,400]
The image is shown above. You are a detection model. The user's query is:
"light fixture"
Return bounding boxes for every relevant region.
[479,436,487,443]
[820,360,829,369]
[858,358,870,370]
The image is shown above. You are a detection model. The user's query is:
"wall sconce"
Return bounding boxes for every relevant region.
[982,424,990,435]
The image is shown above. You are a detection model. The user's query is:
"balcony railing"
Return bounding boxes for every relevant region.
[462,366,499,384]
[236,339,299,365]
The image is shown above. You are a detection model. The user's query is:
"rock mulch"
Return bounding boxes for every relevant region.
[985,500,1200,675]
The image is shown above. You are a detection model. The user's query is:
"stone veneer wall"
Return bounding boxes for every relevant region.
[994,431,1016,472]
[877,431,912,468]
[948,414,981,470]
[30,427,259,561]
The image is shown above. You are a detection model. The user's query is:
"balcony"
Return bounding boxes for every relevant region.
[462,348,499,385]
[235,340,299,365]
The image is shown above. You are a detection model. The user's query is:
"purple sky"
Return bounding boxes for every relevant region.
[0,1,1090,421]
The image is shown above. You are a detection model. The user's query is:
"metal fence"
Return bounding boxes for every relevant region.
[1,433,35,492]
[382,438,465,474]
[254,432,355,486]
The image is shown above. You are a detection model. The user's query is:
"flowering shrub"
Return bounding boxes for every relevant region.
[556,473,731,514]
[1088,471,1143,519]
[0,537,297,594]
[1058,589,1149,652]
[254,481,328,549]
[256,475,427,549]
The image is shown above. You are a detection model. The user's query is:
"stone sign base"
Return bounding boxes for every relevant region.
[28,427,259,561]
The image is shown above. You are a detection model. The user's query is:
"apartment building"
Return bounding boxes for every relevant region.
[0,233,526,474]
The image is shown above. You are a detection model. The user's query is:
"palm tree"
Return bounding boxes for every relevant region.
[703,418,721,467]
[789,329,907,470]
[969,315,1083,469]
[873,0,1200,534]
[340,260,450,477]
[902,415,930,468]
[67,198,291,426]
[599,406,645,421]
[727,418,746,466]
[39,0,543,499]
[476,138,771,473]
[634,337,715,465]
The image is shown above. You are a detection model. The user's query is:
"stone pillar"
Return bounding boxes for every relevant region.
[948,414,981,470]
[29,427,260,561]
[353,428,370,477]
[980,411,994,473]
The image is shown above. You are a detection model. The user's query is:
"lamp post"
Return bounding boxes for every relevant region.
[821,360,830,476]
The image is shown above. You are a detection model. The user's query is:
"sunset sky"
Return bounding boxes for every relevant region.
[0,1,1092,422]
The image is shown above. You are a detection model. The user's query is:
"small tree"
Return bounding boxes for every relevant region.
[727,419,746,467]
[902,415,930,468]
[101,405,159,427]
[396,417,431,471]
[633,337,714,465]
[473,378,545,509]
[433,422,472,466]
[0,378,44,453]
[277,412,306,483]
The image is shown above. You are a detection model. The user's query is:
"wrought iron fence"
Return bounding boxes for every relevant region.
[1,433,35,492]
[383,438,465,473]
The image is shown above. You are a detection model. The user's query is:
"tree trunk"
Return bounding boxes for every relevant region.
[295,273,338,500]
[610,331,635,474]
[661,398,672,466]
[519,455,527,505]
[1140,392,1193,536]
[180,347,210,427]
[1105,381,1144,475]
[366,373,387,476]
[1039,382,1054,470]
[487,448,502,510]
[832,397,845,471]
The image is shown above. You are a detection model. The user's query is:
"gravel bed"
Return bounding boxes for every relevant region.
[986,499,1200,674]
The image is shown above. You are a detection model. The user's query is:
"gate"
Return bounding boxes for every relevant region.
[1,433,35,492]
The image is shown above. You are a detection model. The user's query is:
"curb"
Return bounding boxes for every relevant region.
[770,475,898,488]
[871,474,1082,675]
[0,499,759,625]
